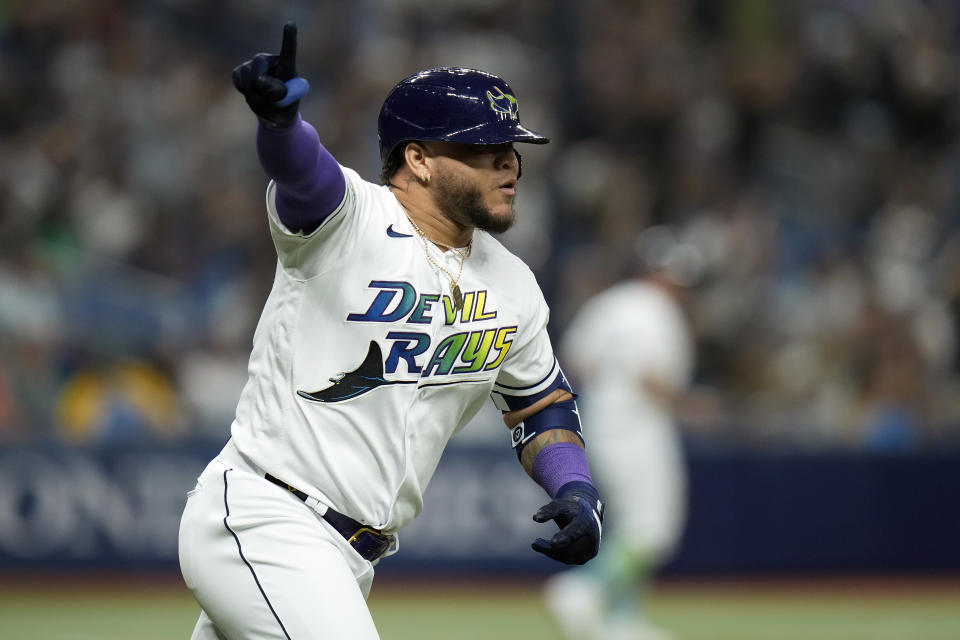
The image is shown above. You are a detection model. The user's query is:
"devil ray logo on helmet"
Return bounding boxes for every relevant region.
[486,87,518,120]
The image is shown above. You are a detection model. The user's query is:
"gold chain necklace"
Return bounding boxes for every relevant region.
[404,214,472,311]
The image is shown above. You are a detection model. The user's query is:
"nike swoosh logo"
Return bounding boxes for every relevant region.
[386,224,413,238]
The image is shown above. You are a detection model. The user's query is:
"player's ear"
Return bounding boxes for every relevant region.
[403,142,430,181]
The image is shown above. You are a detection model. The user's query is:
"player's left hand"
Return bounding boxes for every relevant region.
[531,481,603,565]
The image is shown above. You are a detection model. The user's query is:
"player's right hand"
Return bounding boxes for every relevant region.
[232,22,307,129]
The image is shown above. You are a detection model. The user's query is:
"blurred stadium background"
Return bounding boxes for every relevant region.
[2,0,960,638]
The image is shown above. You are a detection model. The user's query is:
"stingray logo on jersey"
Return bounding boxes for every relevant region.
[298,281,517,403]
[297,341,415,403]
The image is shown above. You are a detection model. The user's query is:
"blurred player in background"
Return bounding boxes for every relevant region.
[545,226,701,640]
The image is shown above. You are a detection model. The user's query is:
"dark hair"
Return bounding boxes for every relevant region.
[379,143,407,185]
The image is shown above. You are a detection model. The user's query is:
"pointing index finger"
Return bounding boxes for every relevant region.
[277,22,297,77]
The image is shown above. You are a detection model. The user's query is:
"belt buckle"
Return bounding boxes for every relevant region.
[347,527,392,561]
[346,526,383,545]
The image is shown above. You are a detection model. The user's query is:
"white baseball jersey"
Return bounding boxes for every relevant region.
[562,280,692,428]
[229,166,560,533]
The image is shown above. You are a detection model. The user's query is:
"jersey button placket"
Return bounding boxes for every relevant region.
[431,245,454,298]
[425,247,449,373]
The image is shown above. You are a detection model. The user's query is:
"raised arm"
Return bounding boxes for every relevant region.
[231,23,345,234]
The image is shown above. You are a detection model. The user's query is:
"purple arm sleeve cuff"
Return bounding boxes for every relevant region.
[530,442,594,498]
[256,115,346,234]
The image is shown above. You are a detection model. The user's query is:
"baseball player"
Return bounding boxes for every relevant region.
[544,227,698,640]
[177,23,603,639]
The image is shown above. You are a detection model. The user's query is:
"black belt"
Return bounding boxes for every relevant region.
[264,473,393,562]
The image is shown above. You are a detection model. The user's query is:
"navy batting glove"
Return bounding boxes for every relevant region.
[532,481,603,565]
[232,22,306,129]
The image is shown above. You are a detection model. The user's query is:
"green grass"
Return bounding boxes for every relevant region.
[1,588,198,640]
[646,583,960,640]
[2,575,958,639]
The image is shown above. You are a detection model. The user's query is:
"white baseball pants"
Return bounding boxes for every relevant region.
[178,441,380,639]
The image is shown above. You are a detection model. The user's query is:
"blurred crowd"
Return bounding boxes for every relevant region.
[1,0,958,450]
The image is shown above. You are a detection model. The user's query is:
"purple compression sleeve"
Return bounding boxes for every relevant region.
[256,115,346,234]
[531,442,594,498]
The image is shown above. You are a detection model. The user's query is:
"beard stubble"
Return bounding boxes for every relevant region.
[433,170,515,234]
